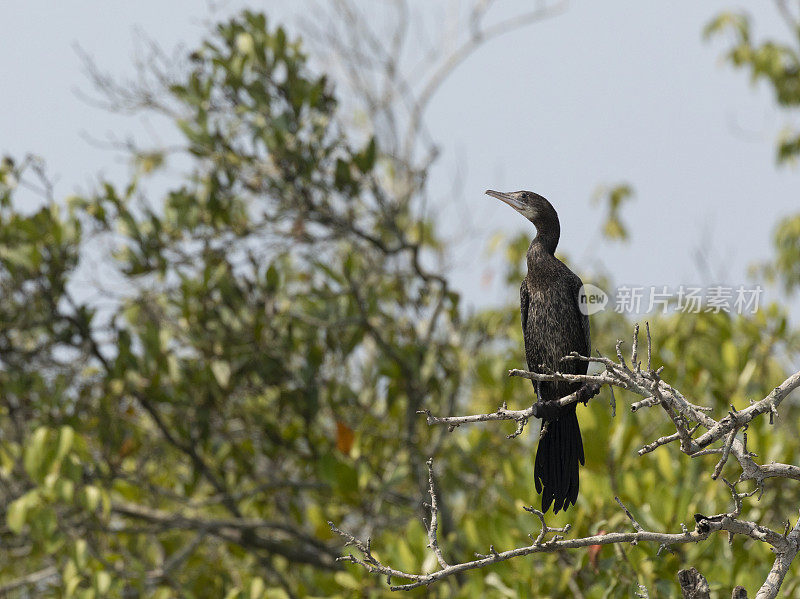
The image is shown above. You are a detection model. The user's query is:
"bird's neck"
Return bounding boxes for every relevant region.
[527,237,558,276]
[530,225,559,257]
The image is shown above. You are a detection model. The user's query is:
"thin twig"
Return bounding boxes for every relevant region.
[425,459,448,568]
[712,429,738,480]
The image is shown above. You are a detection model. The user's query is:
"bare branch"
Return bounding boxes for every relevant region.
[523,505,570,544]
[334,324,800,596]
[756,510,800,599]
[712,429,738,480]
[111,502,338,569]
[0,566,59,595]
[332,505,788,591]
[615,496,644,534]
[418,383,594,431]
[424,459,448,569]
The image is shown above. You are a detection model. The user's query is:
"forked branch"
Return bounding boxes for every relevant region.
[332,324,800,597]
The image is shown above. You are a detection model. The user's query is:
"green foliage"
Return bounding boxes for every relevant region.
[754,212,800,296]
[705,11,800,165]
[705,13,800,109]
[1,10,464,598]
[706,9,800,297]
[593,183,634,242]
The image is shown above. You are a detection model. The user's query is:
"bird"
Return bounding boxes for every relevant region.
[486,189,598,513]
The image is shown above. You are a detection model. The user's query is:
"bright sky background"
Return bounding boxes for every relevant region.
[2,1,797,314]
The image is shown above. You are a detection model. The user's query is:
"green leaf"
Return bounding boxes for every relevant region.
[6,494,30,534]
[95,571,112,595]
[84,486,101,513]
[23,426,50,481]
[211,360,232,388]
[316,454,358,497]
[74,538,88,569]
[249,577,265,599]
[56,426,75,462]
[334,158,353,190]
[63,560,81,597]
[265,264,279,291]
[353,137,377,172]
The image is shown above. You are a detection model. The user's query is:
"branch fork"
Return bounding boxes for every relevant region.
[333,324,800,597]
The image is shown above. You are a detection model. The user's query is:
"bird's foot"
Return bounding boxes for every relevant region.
[576,383,601,405]
[531,401,561,421]
[693,513,725,534]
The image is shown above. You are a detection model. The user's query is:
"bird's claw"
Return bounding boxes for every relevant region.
[576,383,601,405]
[532,384,600,420]
[531,401,561,421]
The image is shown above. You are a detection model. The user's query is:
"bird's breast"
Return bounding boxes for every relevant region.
[523,280,585,371]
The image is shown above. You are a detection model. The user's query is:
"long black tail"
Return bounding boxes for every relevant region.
[534,404,584,513]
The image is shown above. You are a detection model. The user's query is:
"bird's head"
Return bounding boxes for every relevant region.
[485,190,557,228]
[485,189,561,254]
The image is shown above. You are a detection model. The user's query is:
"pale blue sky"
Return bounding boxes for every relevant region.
[2,1,797,312]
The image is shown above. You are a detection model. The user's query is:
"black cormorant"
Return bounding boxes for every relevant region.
[486,189,596,513]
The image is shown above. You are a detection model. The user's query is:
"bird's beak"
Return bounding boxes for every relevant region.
[485,189,526,212]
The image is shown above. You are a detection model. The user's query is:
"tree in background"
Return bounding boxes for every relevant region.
[0,2,799,598]
[705,3,800,296]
